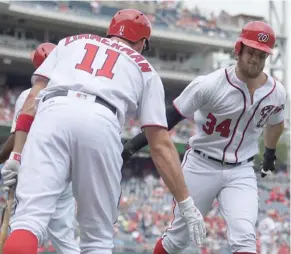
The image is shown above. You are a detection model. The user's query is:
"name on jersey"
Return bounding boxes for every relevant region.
[65,34,152,72]
[257,104,284,128]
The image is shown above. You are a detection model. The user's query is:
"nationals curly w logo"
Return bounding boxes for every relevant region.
[258,33,270,43]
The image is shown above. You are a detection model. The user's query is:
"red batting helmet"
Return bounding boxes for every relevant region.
[31,42,56,68]
[234,21,276,55]
[106,9,152,51]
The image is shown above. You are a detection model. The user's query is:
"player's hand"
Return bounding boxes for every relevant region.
[178,196,206,246]
[121,148,134,164]
[260,154,276,178]
[0,152,21,187]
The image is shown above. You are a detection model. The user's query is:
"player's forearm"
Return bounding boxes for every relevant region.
[149,138,189,202]
[20,92,38,117]
[21,77,48,117]
[264,122,284,149]
[13,132,28,154]
[0,135,15,164]
[13,80,47,154]
[13,96,36,153]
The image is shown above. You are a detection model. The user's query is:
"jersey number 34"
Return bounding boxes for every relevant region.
[75,43,120,79]
[203,113,232,138]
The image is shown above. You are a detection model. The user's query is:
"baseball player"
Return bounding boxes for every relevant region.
[122,21,286,254]
[258,210,278,254]
[1,9,206,254]
[0,43,79,253]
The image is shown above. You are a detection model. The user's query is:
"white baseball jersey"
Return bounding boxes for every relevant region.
[174,65,286,163]
[32,34,167,129]
[10,88,31,133]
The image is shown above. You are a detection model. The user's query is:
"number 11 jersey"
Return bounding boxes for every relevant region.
[32,34,167,130]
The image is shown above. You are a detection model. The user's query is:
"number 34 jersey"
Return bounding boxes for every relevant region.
[32,34,167,129]
[173,65,286,163]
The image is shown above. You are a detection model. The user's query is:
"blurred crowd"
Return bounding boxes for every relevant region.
[13,0,249,41]
[123,118,195,144]
[0,88,17,125]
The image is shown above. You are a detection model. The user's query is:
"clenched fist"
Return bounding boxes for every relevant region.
[178,196,206,245]
[1,152,21,187]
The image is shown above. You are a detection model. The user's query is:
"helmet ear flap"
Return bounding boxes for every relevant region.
[234,41,242,56]
[144,39,150,51]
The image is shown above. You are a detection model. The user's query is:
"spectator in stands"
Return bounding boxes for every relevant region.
[285,188,290,200]
[258,210,278,254]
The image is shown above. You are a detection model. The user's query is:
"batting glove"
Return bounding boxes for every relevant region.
[0,152,21,187]
[178,196,206,246]
[260,147,276,178]
[121,148,134,164]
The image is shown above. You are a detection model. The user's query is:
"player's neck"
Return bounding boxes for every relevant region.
[110,37,142,53]
[235,66,267,91]
[110,37,134,49]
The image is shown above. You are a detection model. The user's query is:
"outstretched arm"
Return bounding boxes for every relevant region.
[122,103,184,162]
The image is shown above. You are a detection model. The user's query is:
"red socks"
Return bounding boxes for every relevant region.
[153,238,168,254]
[3,229,38,254]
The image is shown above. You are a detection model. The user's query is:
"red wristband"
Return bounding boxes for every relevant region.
[15,114,35,133]
[10,152,21,163]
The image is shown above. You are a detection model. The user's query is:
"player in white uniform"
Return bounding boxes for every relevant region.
[0,43,79,254]
[258,210,278,254]
[0,9,206,254]
[122,21,286,254]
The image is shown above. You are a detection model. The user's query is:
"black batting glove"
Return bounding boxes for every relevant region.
[260,147,276,178]
[121,141,135,164]
[121,147,135,164]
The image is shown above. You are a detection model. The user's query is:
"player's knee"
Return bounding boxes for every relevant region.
[228,219,256,253]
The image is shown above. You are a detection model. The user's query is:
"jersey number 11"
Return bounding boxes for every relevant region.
[75,43,120,79]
